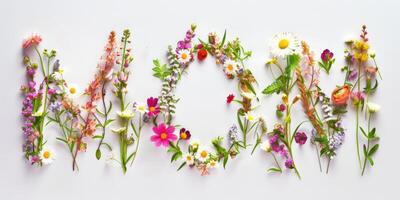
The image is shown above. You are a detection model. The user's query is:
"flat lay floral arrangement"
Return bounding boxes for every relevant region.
[20,25,382,177]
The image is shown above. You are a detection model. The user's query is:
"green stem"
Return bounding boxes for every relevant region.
[361,114,372,175]
[355,64,362,169]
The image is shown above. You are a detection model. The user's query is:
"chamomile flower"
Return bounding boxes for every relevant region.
[177,49,192,64]
[244,112,257,122]
[134,102,148,114]
[195,146,211,162]
[223,59,238,75]
[67,84,80,98]
[269,32,300,58]
[183,153,194,165]
[207,159,219,169]
[39,147,55,165]
[367,102,380,114]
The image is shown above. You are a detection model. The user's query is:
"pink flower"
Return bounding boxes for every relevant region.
[151,123,176,147]
[226,94,235,104]
[321,49,334,62]
[147,97,160,117]
[22,34,42,49]
[294,131,307,145]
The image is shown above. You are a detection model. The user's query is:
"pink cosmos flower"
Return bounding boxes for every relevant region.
[22,34,42,49]
[147,97,160,117]
[151,123,176,147]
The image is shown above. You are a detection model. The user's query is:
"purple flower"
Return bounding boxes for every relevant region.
[285,159,294,169]
[50,101,62,112]
[348,70,358,81]
[321,49,334,62]
[294,131,307,145]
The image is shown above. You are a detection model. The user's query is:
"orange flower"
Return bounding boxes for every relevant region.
[331,85,350,106]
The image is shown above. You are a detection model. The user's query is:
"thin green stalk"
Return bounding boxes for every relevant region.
[355,64,362,169]
[361,113,372,175]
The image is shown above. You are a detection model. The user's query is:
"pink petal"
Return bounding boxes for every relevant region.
[161,140,170,147]
[150,135,160,142]
[166,125,175,134]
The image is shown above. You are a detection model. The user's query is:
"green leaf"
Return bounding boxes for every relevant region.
[360,127,368,139]
[219,30,227,48]
[368,128,377,139]
[367,156,374,166]
[223,153,229,168]
[56,137,68,144]
[368,144,379,157]
[171,152,182,163]
[104,119,115,127]
[177,162,186,171]
[237,111,244,133]
[126,151,136,163]
[267,167,282,173]
[96,149,101,160]
[286,54,301,75]
[363,144,368,157]
[93,135,104,139]
[262,75,285,95]
[152,59,171,80]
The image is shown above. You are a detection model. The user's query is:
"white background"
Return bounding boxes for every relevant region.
[0,0,398,199]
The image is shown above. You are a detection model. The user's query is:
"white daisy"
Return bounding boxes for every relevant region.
[177,49,191,64]
[39,147,55,165]
[367,102,380,114]
[67,84,80,98]
[134,102,148,114]
[182,153,194,165]
[207,159,219,169]
[269,32,300,58]
[223,59,238,75]
[195,146,211,162]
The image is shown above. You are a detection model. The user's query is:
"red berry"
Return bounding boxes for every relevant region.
[197,49,208,61]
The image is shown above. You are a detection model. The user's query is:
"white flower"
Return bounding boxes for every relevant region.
[39,147,55,165]
[207,159,219,169]
[52,71,63,81]
[268,32,300,58]
[223,59,239,75]
[344,35,355,44]
[367,102,380,114]
[195,145,211,162]
[67,84,80,98]
[244,112,257,122]
[117,109,135,119]
[182,153,194,165]
[260,140,271,152]
[177,49,191,64]
[135,102,148,114]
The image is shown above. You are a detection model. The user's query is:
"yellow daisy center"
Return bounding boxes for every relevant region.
[43,151,51,159]
[278,39,289,49]
[186,155,192,161]
[69,87,76,94]
[200,151,208,158]
[180,132,187,139]
[227,64,233,71]
[160,133,168,140]
[149,106,155,112]
[181,53,188,59]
